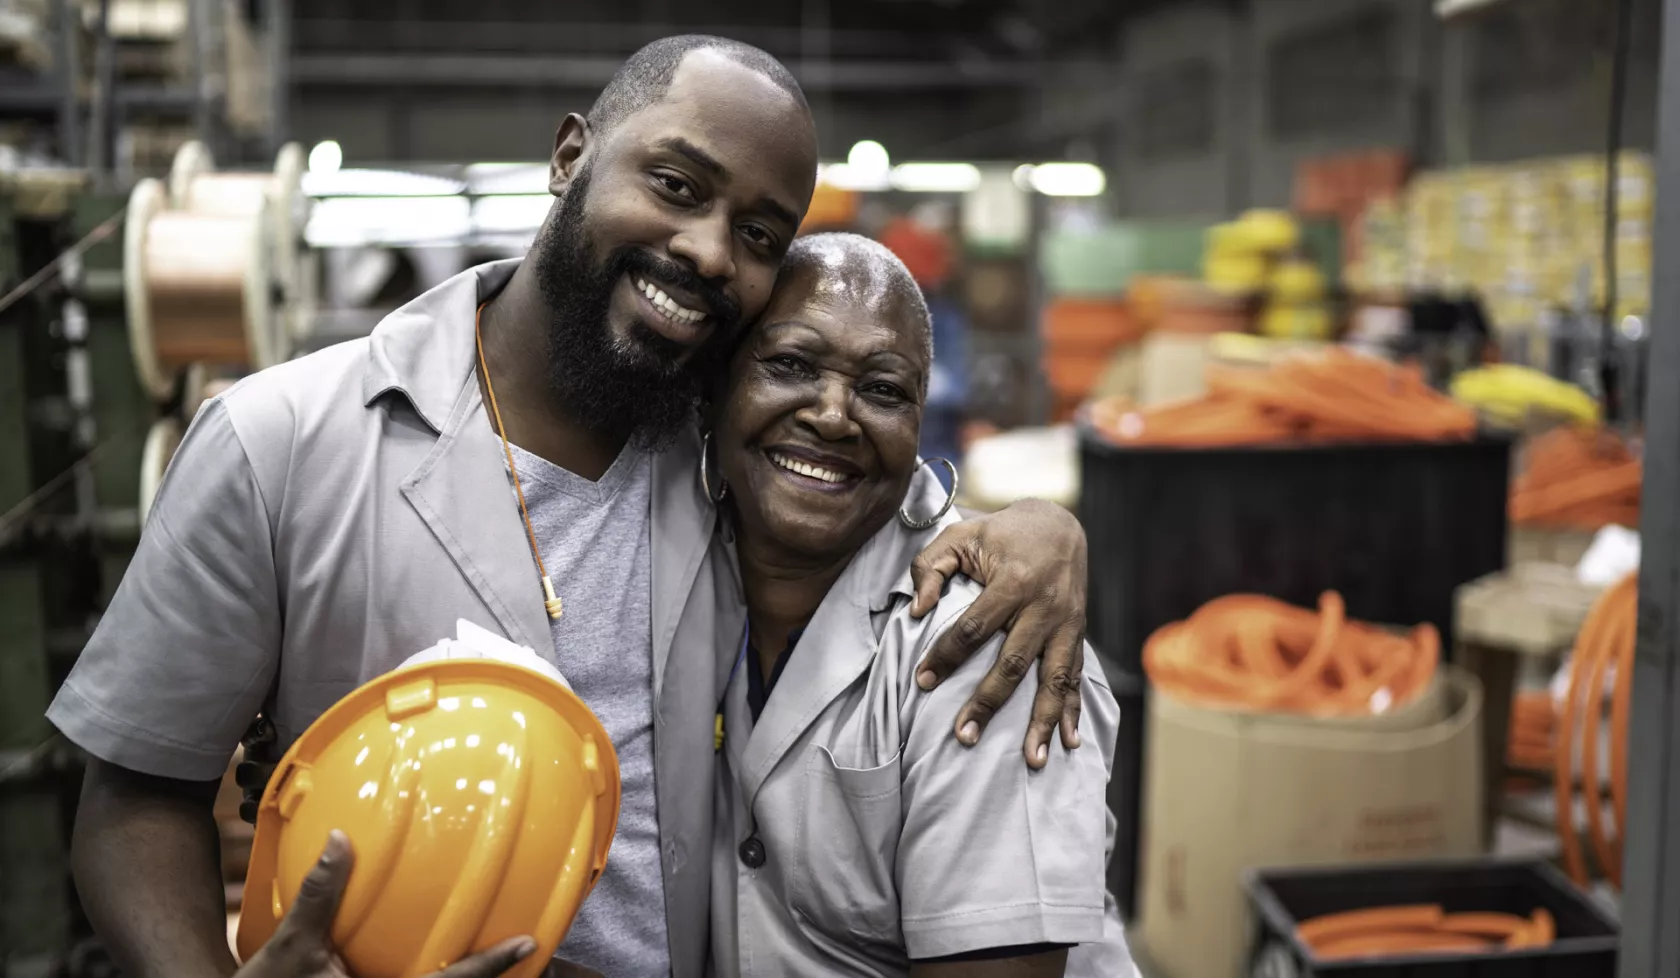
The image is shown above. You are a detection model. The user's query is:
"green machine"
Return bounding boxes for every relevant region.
[0,180,155,978]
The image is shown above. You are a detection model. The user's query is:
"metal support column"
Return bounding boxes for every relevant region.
[265,0,291,152]
[1619,0,1680,974]
[52,0,82,166]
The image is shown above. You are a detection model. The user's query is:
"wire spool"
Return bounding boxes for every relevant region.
[138,415,183,526]
[125,177,277,401]
[289,247,321,346]
[170,140,310,362]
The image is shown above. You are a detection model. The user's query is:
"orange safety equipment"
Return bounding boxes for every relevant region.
[236,658,621,978]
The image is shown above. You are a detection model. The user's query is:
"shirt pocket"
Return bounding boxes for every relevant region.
[790,745,904,945]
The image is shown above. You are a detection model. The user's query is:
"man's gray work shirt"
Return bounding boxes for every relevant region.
[45,259,726,977]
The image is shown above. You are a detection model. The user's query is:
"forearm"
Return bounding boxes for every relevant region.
[72,760,238,978]
[911,949,1068,977]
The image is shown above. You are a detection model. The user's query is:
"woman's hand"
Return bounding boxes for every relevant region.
[908,498,1088,769]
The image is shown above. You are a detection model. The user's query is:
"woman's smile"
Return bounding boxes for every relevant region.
[762,445,863,493]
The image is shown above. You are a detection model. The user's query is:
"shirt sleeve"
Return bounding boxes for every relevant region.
[895,591,1118,961]
[46,397,282,782]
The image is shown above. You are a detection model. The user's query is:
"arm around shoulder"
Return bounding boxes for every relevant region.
[894,599,1117,963]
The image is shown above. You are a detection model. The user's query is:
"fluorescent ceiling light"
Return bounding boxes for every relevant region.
[465,162,549,196]
[1026,162,1106,197]
[307,140,342,174]
[305,195,472,247]
[302,168,465,198]
[1435,0,1506,17]
[472,194,553,234]
[819,162,891,192]
[847,140,890,173]
[890,162,982,193]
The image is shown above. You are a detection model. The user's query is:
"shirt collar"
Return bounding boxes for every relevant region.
[864,460,960,613]
[361,258,522,433]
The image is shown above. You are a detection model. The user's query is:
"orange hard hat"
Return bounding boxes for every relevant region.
[235,659,620,978]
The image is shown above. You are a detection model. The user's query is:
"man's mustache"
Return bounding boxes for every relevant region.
[609,248,742,331]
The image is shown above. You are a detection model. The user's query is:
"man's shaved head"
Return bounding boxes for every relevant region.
[780,232,933,368]
[588,35,809,136]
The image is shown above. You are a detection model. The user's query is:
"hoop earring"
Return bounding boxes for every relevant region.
[899,457,959,530]
[699,432,728,504]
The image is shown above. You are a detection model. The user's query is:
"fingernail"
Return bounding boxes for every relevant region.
[514,939,537,959]
[1071,732,1083,748]
[1036,743,1049,764]
[917,670,937,690]
[959,721,979,745]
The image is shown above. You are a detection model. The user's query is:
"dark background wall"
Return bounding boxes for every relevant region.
[282,0,1660,217]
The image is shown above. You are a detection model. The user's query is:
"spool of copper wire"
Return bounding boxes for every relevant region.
[138,414,183,526]
[124,177,276,400]
[170,140,312,357]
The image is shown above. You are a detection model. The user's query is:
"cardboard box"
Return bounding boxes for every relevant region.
[1137,666,1484,978]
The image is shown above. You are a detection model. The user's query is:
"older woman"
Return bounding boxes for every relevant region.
[701,234,1130,977]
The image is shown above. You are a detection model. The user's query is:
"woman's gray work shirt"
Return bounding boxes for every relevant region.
[707,471,1133,976]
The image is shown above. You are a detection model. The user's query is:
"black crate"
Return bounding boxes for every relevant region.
[1243,858,1619,978]
[1101,671,1144,919]
[1077,432,1512,675]
[1080,433,1512,922]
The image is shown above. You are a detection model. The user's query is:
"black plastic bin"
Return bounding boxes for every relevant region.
[1079,432,1512,921]
[1244,858,1619,977]
[1101,672,1145,921]
[1077,432,1513,675]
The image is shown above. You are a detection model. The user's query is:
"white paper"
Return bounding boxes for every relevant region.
[1576,524,1641,587]
[398,618,571,690]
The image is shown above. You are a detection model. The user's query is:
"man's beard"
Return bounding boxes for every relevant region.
[528,165,739,449]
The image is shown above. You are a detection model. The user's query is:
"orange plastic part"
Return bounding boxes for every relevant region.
[1555,573,1638,889]
[1509,426,1641,530]
[1298,903,1559,961]
[1085,347,1477,449]
[1142,591,1438,717]
[236,659,622,978]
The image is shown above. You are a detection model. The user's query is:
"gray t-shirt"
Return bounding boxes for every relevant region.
[505,443,669,977]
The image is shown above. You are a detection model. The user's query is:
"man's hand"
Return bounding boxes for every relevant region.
[238,831,537,978]
[909,497,1088,769]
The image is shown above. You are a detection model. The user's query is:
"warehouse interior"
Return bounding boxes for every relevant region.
[6,0,1680,974]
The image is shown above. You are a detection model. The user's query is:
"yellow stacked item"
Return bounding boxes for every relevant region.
[1202,211,1299,297]
[1234,209,1301,253]
[1203,251,1268,295]
[1260,305,1334,340]
[1399,154,1654,334]
[236,658,621,978]
[1450,365,1601,428]
[1260,258,1332,340]
[1268,259,1326,304]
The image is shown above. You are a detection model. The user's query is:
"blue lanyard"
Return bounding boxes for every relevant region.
[714,624,749,753]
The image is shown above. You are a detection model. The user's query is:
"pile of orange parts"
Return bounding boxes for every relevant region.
[1509,426,1641,530]
[1556,572,1638,889]
[1505,690,1557,792]
[1297,904,1556,960]
[1086,348,1478,447]
[1142,592,1439,717]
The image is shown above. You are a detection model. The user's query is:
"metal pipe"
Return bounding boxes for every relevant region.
[1619,0,1680,972]
[88,0,114,179]
[54,0,81,166]
[1600,0,1635,424]
[270,0,292,152]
